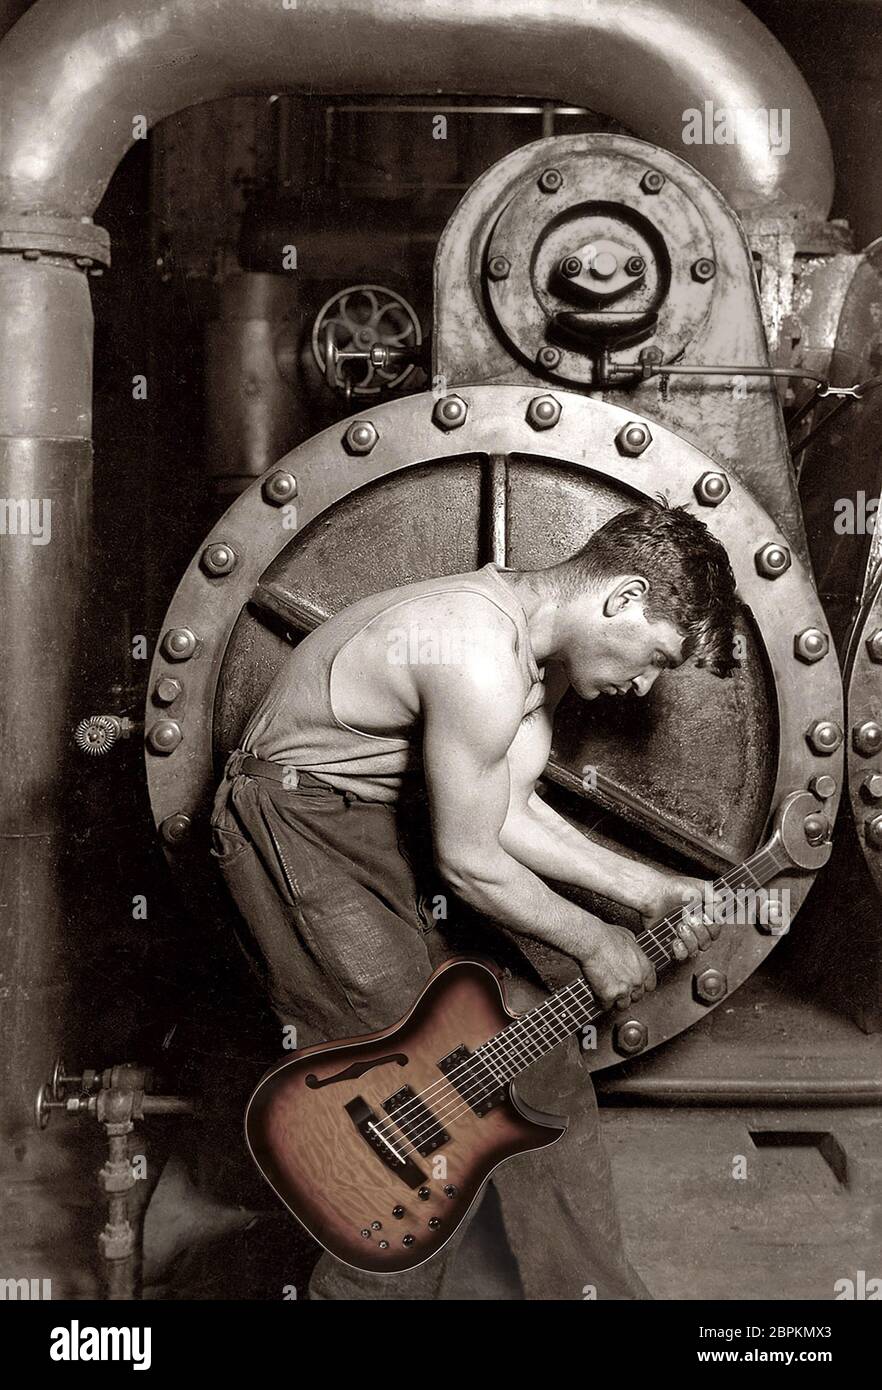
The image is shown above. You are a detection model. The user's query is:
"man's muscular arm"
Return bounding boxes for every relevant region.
[419,631,655,1008]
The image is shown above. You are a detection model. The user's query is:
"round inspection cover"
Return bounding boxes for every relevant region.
[146,385,842,1068]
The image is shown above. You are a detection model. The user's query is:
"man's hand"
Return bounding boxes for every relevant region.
[641,874,722,961]
[579,920,657,1011]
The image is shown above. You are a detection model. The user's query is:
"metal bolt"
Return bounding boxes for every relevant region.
[432,394,468,431]
[615,421,652,457]
[693,969,727,1004]
[806,719,843,755]
[147,720,182,755]
[537,346,561,371]
[613,1019,648,1056]
[853,719,882,757]
[161,627,198,662]
[343,420,378,455]
[866,814,882,850]
[865,629,882,663]
[561,255,583,279]
[809,774,837,800]
[538,167,563,194]
[526,394,561,430]
[691,258,716,283]
[625,255,646,276]
[154,676,182,706]
[860,773,882,801]
[640,170,665,194]
[794,628,829,664]
[803,812,829,846]
[487,255,511,281]
[201,542,237,576]
[755,542,791,579]
[693,472,730,507]
[160,813,192,846]
[262,470,297,505]
[591,251,619,280]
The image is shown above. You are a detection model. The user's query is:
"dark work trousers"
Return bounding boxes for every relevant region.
[211,750,649,1301]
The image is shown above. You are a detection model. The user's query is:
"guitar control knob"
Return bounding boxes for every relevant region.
[443,1185,457,1198]
[402,1234,415,1247]
[392,1206,405,1219]
[428,1218,441,1230]
[418,1187,430,1200]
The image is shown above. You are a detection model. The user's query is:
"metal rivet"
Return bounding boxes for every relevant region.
[615,421,652,457]
[809,774,837,800]
[154,676,182,706]
[160,812,191,845]
[693,471,730,507]
[806,719,843,755]
[640,170,665,194]
[693,969,727,1004]
[853,719,882,757]
[342,420,378,455]
[526,394,561,430]
[612,1019,648,1056]
[866,814,882,850]
[861,773,882,802]
[432,394,468,431]
[487,255,511,281]
[162,627,198,662]
[865,629,882,663]
[803,813,830,846]
[262,470,297,505]
[538,167,563,194]
[691,257,716,283]
[755,542,791,579]
[147,719,182,755]
[201,542,237,576]
[794,628,829,664]
[537,346,561,371]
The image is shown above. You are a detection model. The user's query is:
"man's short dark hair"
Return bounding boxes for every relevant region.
[561,500,740,677]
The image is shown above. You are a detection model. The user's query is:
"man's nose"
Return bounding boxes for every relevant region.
[632,669,660,697]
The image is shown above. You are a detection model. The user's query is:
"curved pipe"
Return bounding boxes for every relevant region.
[0,0,833,221]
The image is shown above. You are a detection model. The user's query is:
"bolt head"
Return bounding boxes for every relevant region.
[865,629,882,663]
[853,719,882,757]
[538,167,563,194]
[561,256,582,278]
[613,1019,648,1056]
[159,813,190,846]
[432,394,468,431]
[809,773,837,800]
[262,470,297,505]
[154,676,182,706]
[860,773,882,801]
[865,814,882,850]
[625,256,646,276]
[691,258,716,283]
[537,346,561,370]
[794,628,829,664]
[615,421,652,457]
[487,255,511,281]
[693,471,730,507]
[803,812,830,846]
[201,542,237,576]
[343,420,378,455]
[755,542,791,579]
[147,719,182,755]
[591,251,619,280]
[806,719,843,755]
[162,627,197,662]
[526,394,561,430]
[640,170,665,194]
[693,968,728,1004]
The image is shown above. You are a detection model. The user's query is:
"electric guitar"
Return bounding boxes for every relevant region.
[245,790,830,1274]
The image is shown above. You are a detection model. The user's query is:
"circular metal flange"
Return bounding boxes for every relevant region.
[146,385,842,1071]
[845,575,882,894]
[484,149,715,387]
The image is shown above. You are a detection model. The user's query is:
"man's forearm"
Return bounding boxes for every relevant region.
[499,792,669,916]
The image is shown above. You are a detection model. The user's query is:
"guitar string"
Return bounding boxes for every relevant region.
[368,845,782,1152]
[364,846,784,1155]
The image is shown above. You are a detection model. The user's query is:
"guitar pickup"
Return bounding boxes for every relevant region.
[382,1085,449,1156]
[344,1096,425,1189]
[438,1044,507,1117]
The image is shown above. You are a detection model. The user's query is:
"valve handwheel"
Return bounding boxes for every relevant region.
[311,284,422,398]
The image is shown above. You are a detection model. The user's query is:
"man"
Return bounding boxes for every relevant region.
[211,499,739,1300]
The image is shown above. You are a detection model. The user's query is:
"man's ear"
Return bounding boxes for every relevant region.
[602,575,649,617]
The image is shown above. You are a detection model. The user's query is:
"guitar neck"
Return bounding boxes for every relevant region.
[475,837,789,1084]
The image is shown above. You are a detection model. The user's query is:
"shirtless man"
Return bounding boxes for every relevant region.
[211,499,739,1300]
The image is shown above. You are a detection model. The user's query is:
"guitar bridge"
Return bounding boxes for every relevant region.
[344,1096,425,1189]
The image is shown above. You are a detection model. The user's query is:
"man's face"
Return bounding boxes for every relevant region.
[561,576,686,701]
